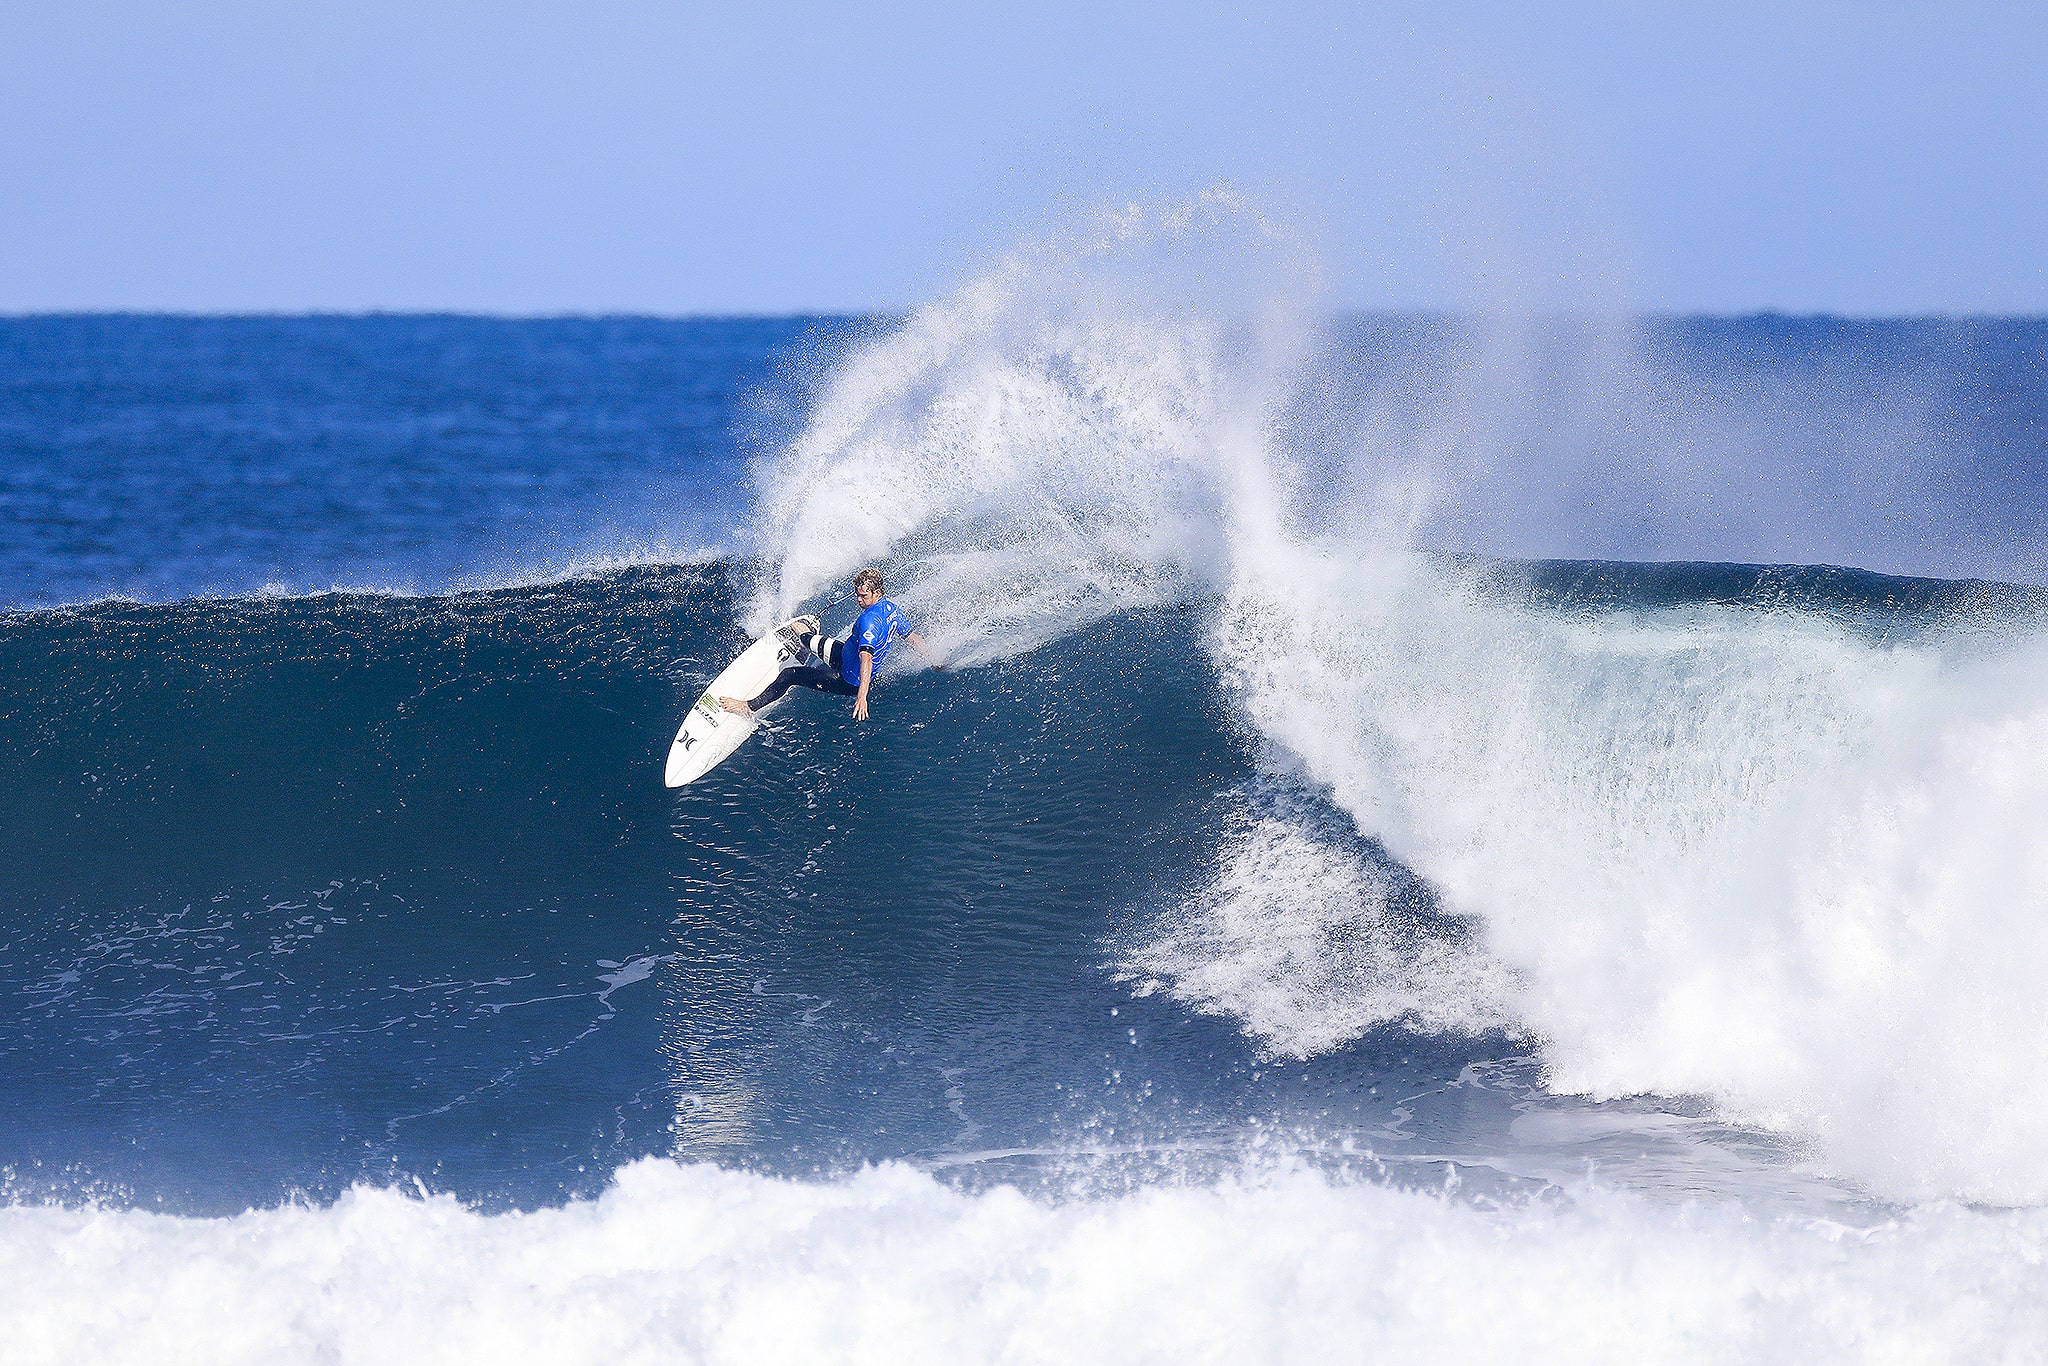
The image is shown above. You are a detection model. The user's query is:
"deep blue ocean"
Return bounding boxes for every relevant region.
[5,294,2048,1361]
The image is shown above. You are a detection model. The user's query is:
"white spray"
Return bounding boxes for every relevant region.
[747,190,1312,657]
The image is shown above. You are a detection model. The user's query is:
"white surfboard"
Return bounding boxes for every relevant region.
[664,615,822,787]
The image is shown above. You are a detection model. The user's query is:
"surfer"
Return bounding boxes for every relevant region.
[718,568,938,722]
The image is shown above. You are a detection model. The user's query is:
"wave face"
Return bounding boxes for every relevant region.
[10,213,2048,1357]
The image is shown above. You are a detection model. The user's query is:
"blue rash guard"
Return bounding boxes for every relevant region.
[843,598,911,686]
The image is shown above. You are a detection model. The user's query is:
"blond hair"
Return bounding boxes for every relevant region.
[853,567,885,595]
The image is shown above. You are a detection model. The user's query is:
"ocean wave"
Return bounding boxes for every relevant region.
[12,531,2048,1212]
[14,197,2048,1215]
[744,195,2048,1206]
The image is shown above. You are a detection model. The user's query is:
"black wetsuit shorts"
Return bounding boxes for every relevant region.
[749,636,857,709]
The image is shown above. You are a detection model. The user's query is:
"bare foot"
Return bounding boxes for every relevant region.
[717,696,753,718]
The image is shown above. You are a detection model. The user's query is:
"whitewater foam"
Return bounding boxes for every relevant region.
[4,1158,2044,1365]
[1121,785,1519,1055]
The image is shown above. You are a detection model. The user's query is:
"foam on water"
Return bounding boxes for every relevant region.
[1120,783,1520,1054]
[4,1158,2044,1366]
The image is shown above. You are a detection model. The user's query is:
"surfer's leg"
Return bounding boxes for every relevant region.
[790,662,857,698]
[746,667,809,710]
[722,638,850,715]
[808,640,856,696]
[746,672,792,711]
[728,662,843,715]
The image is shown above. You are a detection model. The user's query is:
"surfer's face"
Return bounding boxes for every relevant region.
[854,583,881,608]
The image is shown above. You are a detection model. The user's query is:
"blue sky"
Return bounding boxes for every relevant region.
[4,1,2042,313]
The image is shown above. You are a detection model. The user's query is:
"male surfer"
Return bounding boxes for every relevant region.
[719,567,937,722]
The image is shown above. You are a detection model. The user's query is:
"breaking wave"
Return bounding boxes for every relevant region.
[749,195,2048,1204]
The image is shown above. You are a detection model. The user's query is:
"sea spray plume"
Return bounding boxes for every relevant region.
[745,189,1315,660]
[1309,312,1633,556]
[1218,547,2048,1204]
[1308,315,2018,579]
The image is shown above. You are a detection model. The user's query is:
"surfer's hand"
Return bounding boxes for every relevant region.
[853,695,869,721]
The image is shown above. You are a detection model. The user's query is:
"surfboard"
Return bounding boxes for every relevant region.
[664,615,822,788]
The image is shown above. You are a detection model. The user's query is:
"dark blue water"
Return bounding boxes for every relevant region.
[4,314,2047,1225]
[0,570,1242,1208]
[0,315,869,607]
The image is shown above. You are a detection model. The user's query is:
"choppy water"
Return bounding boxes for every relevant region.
[6,208,2048,1362]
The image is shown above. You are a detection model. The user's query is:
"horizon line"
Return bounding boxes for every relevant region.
[6,307,2048,325]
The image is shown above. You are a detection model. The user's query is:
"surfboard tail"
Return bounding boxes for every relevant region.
[775,615,824,664]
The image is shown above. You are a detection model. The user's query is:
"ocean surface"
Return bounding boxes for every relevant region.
[6,224,2048,1361]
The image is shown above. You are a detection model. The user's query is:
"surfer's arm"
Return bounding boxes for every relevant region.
[905,630,943,669]
[853,649,874,721]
